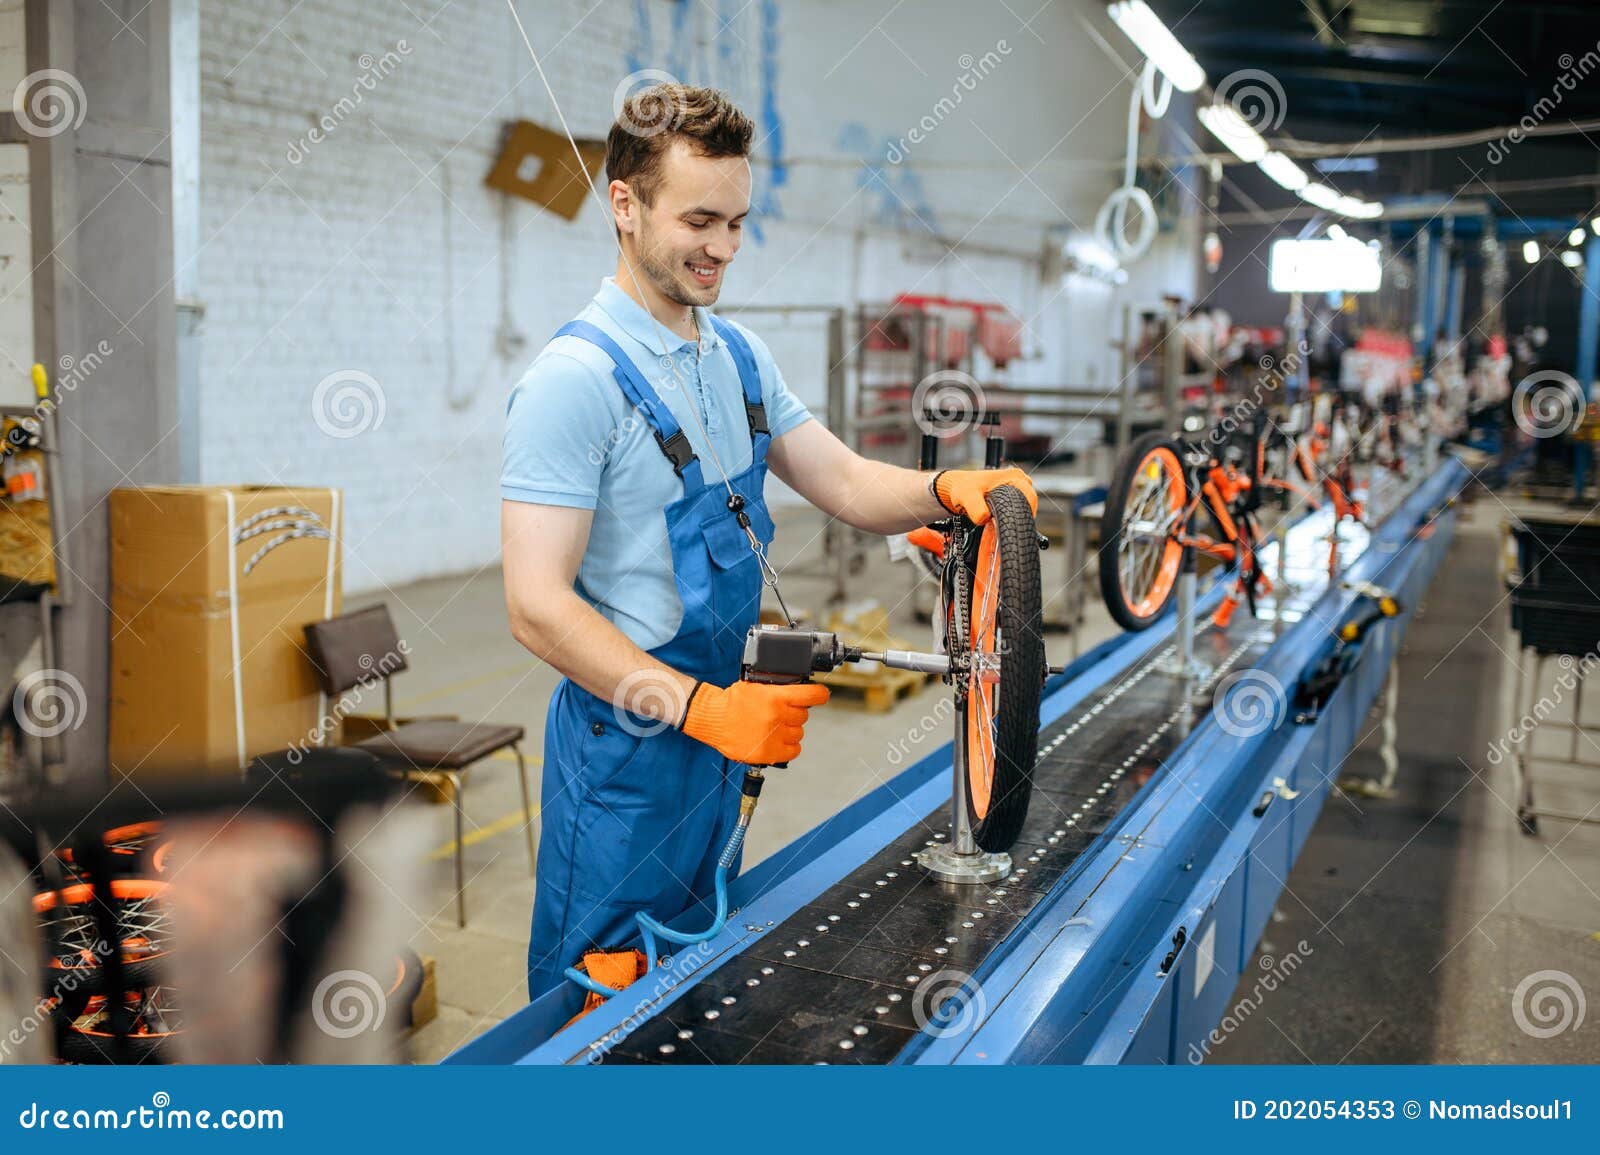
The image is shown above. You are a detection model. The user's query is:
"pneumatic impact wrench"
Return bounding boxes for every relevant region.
[736,624,954,820]
[734,626,863,829]
[566,626,959,1001]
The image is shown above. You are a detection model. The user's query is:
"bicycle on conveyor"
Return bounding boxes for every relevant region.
[1098,411,1273,633]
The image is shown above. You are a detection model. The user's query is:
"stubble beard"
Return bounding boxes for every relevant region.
[634,219,716,309]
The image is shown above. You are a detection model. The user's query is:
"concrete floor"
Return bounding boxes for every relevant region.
[374,494,1598,1064]
[1212,489,1600,1063]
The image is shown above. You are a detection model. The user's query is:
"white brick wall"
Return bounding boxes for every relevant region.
[0,6,32,401]
[196,0,1199,593]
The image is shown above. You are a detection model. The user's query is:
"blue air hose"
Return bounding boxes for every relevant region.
[562,815,750,999]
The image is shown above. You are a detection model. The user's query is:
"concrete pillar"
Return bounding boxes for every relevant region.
[13,0,183,785]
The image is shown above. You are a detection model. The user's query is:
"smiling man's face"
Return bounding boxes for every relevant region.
[622,140,751,309]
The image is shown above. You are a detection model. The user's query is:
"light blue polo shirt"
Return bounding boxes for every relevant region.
[502,278,812,650]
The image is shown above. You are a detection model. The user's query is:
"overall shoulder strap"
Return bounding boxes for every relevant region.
[553,320,703,487]
[707,316,770,449]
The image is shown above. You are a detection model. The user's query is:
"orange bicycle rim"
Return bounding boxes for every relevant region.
[1125,446,1186,619]
[966,525,1001,818]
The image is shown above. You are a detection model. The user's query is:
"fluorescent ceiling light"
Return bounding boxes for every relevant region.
[1297,181,1382,219]
[1298,182,1342,211]
[1571,228,1587,246]
[1326,223,1348,241]
[1269,238,1382,293]
[1258,151,1308,191]
[1107,1,1205,92]
[1523,240,1540,264]
[1198,104,1268,163]
[1561,249,1583,268]
[1592,217,1600,236]
[1336,195,1384,220]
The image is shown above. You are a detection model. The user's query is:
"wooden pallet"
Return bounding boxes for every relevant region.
[817,663,926,712]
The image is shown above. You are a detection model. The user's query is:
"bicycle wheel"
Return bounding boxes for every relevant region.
[57,821,174,879]
[33,878,171,994]
[57,987,180,1064]
[956,484,1042,853]
[1099,431,1189,631]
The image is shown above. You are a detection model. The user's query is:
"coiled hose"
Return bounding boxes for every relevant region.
[563,785,755,1000]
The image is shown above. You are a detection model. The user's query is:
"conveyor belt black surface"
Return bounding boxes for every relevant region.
[602,615,1285,1064]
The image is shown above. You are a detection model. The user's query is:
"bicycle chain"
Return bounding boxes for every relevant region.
[944,524,973,706]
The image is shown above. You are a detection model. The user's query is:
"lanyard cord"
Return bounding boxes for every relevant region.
[505,1,794,625]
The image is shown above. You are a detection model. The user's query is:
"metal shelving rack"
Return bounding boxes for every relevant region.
[719,304,858,605]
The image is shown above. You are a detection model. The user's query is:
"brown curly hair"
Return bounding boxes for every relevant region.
[606,83,753,205]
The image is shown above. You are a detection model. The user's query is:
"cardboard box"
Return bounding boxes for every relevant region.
[109,485,341,778]
[483,119,605,221]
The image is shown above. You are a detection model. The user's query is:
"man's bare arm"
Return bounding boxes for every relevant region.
[501,500,693,723]
[766,419,946,534]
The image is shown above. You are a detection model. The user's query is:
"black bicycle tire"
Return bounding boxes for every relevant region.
[959,484,1042,853]
[1099,430,1189,632]
[58,1024,174,1065]
[36,875,171,997]
[389,947,426,1028]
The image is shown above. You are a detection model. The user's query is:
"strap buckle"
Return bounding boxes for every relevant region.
[655,428,696,476]
[745,402,769,437]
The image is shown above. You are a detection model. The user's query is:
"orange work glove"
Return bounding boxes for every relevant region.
[679,679,830,765]
[906,525,946,558]
[933,466,1038,525]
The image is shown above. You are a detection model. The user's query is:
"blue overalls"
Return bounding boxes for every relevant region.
[526,315,775,1002]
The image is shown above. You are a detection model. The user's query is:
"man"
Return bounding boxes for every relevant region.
[502,84,1035,1001]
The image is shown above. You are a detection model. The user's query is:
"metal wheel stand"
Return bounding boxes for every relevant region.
[1156,535,1212,682]
[1270,517,1301,614]
[1341,660,1401,799]
[916,414,1012,884]
[916,707,1011,883]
